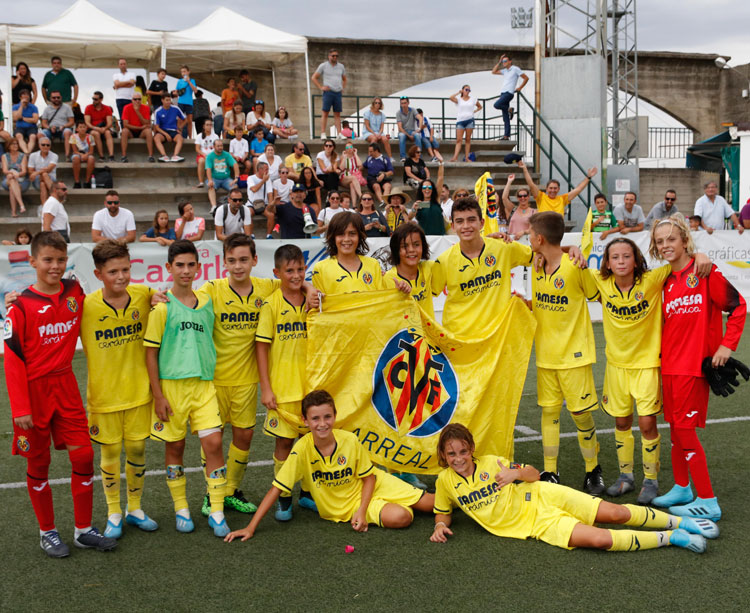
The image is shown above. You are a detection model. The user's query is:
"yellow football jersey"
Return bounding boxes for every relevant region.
[273,429,375,522]
[383,260,436,318]
[311,255,385,295]
[256,289,307,403]
[80,284,153,413]
[434,455,538,539]
[532,255,599,369]
[197,277,280,386]
[431,239,532,337]
[587,265,670,369]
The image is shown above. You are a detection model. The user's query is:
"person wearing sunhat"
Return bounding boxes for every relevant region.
[384,187,414,233]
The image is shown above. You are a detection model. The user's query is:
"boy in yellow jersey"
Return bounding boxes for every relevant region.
[83,241,159,539]
[529,212,605,494]
[586,238,712,504]
[144,240,230,538]
[256,244,317,520]
[224,390,433,541]
[430,424,717,552]
[430,197,533,338]
[384,222,436,318]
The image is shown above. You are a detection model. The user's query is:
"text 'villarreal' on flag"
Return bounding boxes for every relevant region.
[302,290,536,474]
[475,171,499,236]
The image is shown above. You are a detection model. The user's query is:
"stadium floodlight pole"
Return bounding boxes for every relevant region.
[4,27,12,137]
[534,0,544,166]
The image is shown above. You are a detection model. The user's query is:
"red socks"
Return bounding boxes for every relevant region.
[671,426,714,498]
[69,445,95,529]
[26,450,54,532]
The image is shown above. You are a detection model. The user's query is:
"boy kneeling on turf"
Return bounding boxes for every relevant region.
[144,240,230,537]
[4,231,116,557]
[430,424,717,553]
[225,390,434,541]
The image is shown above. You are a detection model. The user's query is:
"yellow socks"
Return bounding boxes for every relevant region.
[623,504,680,530]
[166,465,188,513]
[571,411,599,472]
[206,466,227,514]
[607,529,671,551]
[100,442,122,517]
[225,444,250,496]
[124,439,146,513]
[614,428,635,475]
[541,405,561,473]
[642,434,661,480]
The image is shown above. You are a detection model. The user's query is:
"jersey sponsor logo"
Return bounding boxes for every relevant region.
[634,291,644,301]
[94,322,142,341]
[38,305,52,314]
[484,255,496,267]
[685,451,696,461]
[131,309,140,321]
[311,466,353,484]
[38,318,77,338]
[179,321,205,332]
[459,269,501,292]
[153,422,164,432]
[371,329,459,438]
[362,272,373,285]
[220,311,259,323]
[276,321,307,334]
[534,292,568,308]
[16,436,30,453]
[32,481,48,492]
[665,294,702,315]
[225,300,234,305]
[82,478,94,487]
[553,277,564,290]
[337,455,347,466]
[479,471,490,482]
[89,425,99,436]
[66,297,79,313]
[644,443,659,453]
[667,284,674,292]
[457,481,500,507]
[98,315,109,321]
[604,299,649,317]
[281,309,290,316]
[3,318,12,340]
[686,273,699,288]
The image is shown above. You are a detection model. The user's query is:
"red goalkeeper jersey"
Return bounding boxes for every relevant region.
[3,279,85,419]
[662,261,746,377]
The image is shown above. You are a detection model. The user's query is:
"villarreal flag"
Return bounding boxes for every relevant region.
[474,172,500,236]
[304,290,535,474]
[580,206,594,260]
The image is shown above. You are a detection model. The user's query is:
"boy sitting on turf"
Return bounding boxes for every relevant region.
[528,212,605,494]
[144,240,230,537]
[256,244,317,520]
[4,231,116,557]
[225,390,434,541]
[430,423,717,553]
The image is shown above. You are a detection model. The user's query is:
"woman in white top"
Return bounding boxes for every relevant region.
[271,107,298,139]
[316,139,340,193]
[223,101,246,138]
[361,97,392,158]
[316,190,346,232]
[194,118,218,188]
[338,143,364,208]
[449,84,482,163]
[258,144,283,181]
[174,199,205,242]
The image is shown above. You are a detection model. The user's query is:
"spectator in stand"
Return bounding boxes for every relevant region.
[316,139,340,193]
[264,182,318,239]
[246,100,275,144]
[69,121,96,188]
[449,85,482,162]
[134,76,147,103]
[644,189,680,228]
[272,166,293,204]
[1,139,29,217]
[384,188,413,233]
[404,145,429,188]
[174,199,205,241]
[229,128,251,174]
[139,209,176,245]
[501,174,536,240]
[589,193,618,239]
[112,58,136,126]
[193,90,211,135]
[84,91,115,162]
[249,128,269,170]
[147,68,169,110]
[272,107,298,140]
[91,190,136,243]
[359,193,388,237]
[312,49,347,138]
[205,139,239,213]
[40,91,74,160]
[11,90,39,155]
[238,70,258,114]
[221,78,240,115]
[194,118,218,188]
[491,54,528,140]
[317,191,346,232]
[0,109,11,152]
[740,198,750,230]
[12,62,37,104]
[213,101,224,138]
[363,143,393,204]
[214,187,252,240]
[224,100,246,139]
[340,121,356,140]
[41,56,78,105]
[416,108,443,163]
[28,137,57,204]
[247,162,273,238]
[341,192,353,210]
[362,97,392,158]
[154,93,185,163]
[2,228,33,246]
[518,159,597,215]
[413,164,445,236]
[41,181,70,242]
[175,65,198,138]
[284,141,313,181]
[120,92,155,163]
[299,166,322,213]
[339,143,364,208]
[440,182,453,226]
[258,144,283,181]
[688,215,703,231]
[694,181,743,233]
[612,192,646,235]
[396,97,423,162]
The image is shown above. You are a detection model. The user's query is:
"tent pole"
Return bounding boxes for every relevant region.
[272,67,278,110]
[304,48,313,139]
[5,29,12,137]
[161,33,167,69]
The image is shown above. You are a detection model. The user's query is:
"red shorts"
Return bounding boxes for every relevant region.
[662,374,709,429]
[12,372,90,457]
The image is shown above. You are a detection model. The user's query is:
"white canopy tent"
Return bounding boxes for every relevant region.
[162,7,311,131]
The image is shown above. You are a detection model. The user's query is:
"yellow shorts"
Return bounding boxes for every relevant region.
[88,402,151,445]
[150,378,221,442]
[365,469,425,526]
[537,365,598,413]
[602,365,662,418]
[215,383,258,429]
[263,402,308,440]
[529,481,602,550]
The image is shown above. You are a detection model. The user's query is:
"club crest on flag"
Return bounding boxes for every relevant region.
[371,329,459,438]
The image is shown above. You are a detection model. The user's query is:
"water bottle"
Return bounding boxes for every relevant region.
[91,174,96,189]
[0,250,36,320]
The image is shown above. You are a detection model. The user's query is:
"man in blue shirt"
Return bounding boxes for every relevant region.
[362,143,393,204]
[175,65,198,138]
[154,93,186,163]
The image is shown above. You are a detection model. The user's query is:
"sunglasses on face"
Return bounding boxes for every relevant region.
[57,186,68,191]
[518,193,529,198]
[361,197,373,201]
[106,200,120,205]
[456,193,469,198]
[325,144,334,148]
[664,197,675,201]
[422,185,433,190]
[230,197,243,202]
[40,143,51,147]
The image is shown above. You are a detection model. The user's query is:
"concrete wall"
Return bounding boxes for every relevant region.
[638,167,715,216]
